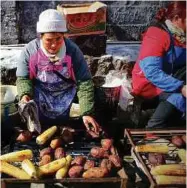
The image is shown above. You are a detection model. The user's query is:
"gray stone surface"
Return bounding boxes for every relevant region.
[17,1,58,43]
[107,25,147,41]
[1,1,172,44]
[1,1,19,44]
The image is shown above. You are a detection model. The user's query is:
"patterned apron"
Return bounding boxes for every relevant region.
[33,49,76,122]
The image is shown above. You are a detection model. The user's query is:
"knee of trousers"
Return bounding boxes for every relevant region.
[167,93,186,113]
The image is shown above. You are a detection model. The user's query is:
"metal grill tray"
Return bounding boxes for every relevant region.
[1,129,127,185]
[124,128,186,188]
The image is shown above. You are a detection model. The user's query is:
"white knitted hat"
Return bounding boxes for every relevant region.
[37,9,67,33]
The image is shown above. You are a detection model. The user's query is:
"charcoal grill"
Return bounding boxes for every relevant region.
[124,128,186,188]
[1,128,127,188]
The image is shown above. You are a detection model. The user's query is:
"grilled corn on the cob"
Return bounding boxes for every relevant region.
[39,157,66,175]
[66,155,72,167]
[0,161,31,179]
[155,175,186,185]
[151,164,186,176]
[36,126,57,145]
[21,159,37,178]
[0,149,33,162]
[135,144,169,153]
[178,149,186,164]
[55,155,73,179]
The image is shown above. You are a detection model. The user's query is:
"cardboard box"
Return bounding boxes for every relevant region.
[57,2,107,37]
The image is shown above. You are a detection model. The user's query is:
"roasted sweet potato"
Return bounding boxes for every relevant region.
[90,147,109,158]
[50,138,62,149]
[100,159,113,171]
[148,153,166,166]
[68,165,83,178]
[83,167,109,178]
[71,156,86,166]
[110,146,117,155]
[39,154,52,166]
[54,147,66,159]
[101,139,113,151]
[172,135,184,148]
[181,135,186,144]
[16,131,32,143]
[109,155,121,168]
[40,147,53,158]
[84,160,95,170]
[61,127,75,143]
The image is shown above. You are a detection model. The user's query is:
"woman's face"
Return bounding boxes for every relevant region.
[41,33,64,54]
[172,16,186,33]
[178,18,186,33]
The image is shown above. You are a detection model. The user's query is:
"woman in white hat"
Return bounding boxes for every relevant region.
[16,9,101,137]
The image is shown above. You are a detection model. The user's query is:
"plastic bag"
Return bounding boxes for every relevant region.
[118,74,134,111]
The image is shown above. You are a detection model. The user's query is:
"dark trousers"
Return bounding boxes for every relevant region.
[146,66,186,128]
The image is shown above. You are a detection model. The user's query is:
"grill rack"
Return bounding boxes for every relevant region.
[125,128,186,188]
[1,129,127,187]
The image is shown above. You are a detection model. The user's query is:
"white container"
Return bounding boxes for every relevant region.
[1,85,18,121]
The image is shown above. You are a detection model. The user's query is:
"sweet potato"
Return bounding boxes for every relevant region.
[54,147,66,159]
[100,159,113,171]
[172,135,184,148]
[61,127,75,143]
[68,165,83,178]
[83,167,109,178]
[109,155,121,168]
[40,147,53,158]
[84,160,95,170]
[110,146,117,155]
[148,153,166,166]
[71,156,86,166]
[101,139,113,151]
[181,135,186,144]
[90,147,109,158]
[50,138,62,149]
[39,155,52,166]
[16,131,32,143]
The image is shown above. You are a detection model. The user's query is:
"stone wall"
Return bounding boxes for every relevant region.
[1,1,19,44]
[1,1,170,44]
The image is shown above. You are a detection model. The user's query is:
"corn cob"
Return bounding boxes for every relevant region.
[55,155,73,179]
[0,149,33,162]
[0,161,31,179]
[21,159,37,178]
[36,126,57,145]
[155,175,186,185]
[55,167,68,179]
[39,157,66,175]
[151,164,186,176]
[177,149,186,164]
[35,166,43,178]
[66,155,72,167]
[135,144,168,153]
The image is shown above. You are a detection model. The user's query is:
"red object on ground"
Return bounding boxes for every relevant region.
[145,133,159,140]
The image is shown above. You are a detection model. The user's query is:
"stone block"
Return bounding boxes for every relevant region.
[107,25,147,41]
[69,34,107,56]
[1,1,16,8]
[107,6,158,24]
[106,1,160,7]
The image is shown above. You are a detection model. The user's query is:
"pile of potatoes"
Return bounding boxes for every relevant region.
[68,139,122,178]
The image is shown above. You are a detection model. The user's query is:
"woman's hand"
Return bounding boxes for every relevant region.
[21,95,31,103]
[82,116,101,138]
[181,85,186,97]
